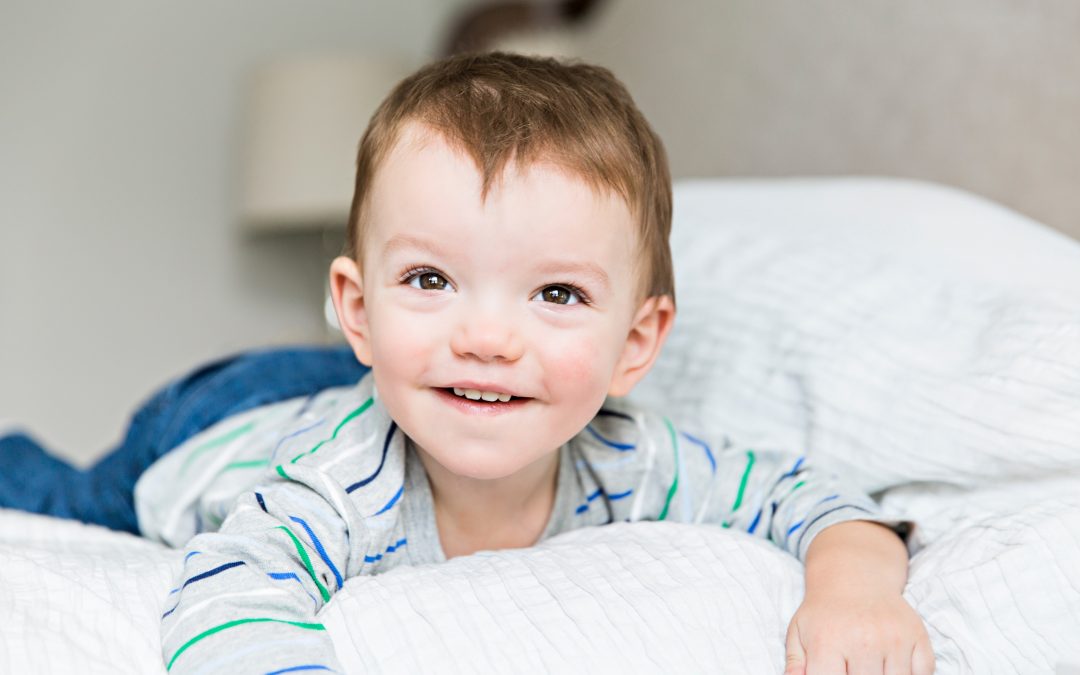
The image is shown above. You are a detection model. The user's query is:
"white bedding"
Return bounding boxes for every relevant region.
[4,499,1079,673]
[3,178,1079,674]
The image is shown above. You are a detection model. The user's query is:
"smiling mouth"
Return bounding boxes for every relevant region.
[438,387,528,402]
[435,388,533,409]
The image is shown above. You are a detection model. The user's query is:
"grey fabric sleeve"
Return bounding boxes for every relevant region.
[601,408,908,562]
[160,463,364,675]
[711,445,899,561]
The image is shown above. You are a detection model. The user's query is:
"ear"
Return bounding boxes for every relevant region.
[607,294,676,397]
[329,256,374,366]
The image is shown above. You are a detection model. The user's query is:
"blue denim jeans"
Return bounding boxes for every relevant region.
[0,345,368,534]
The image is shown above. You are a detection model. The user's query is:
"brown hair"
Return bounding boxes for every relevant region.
[345,51,674,306]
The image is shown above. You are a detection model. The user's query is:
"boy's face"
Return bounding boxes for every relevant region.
[331,123,673,481]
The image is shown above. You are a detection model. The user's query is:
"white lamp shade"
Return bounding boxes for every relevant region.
[241,55,413,233]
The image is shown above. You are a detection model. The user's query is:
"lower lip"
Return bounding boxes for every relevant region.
[434,388,532,416]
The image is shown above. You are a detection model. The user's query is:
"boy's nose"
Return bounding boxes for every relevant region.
[449,309,524,362]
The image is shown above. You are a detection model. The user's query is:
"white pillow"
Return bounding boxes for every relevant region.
[321,523,803,673]
[5,506,1076,674]
[630,178,1080,499]
[668,177,1080,293]
[321,498,1080,674]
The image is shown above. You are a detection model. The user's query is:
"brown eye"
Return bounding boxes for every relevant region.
[420,273,446,290]
[407,270,450,291]
[537,285,580,305]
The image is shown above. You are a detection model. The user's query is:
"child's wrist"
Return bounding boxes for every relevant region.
[803,520,909,598]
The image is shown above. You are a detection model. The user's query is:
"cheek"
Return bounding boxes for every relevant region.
[541,328,615,391]
[368,307,436,374]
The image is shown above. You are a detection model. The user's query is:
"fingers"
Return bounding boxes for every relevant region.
[785,620,807,675]
[844,654,884,675]
[805,653,847,675]
[912,638,936,675]
[884,648,911,675]
[784,598,935,675]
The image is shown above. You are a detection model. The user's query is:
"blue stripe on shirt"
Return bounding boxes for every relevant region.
[747,508,763,534]
[794,503,874,552]
[679,431,716,474]
[267,572,318,609]
[183,561,246,589]
[781,457,805,478]
[346,422,396,494]
[786,494,840,536]
[288,515,344,591]
[268,418,327,464]
[363,537,407,564]
[596,408,635,423]
[372,485,404,516]
[264,665,335,675]
[575,487,633,514]
[161,560,247,618]
[584,425,636,451]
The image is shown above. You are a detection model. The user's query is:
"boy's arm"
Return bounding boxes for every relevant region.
[699,442,904,561]
[586,407,904,546]
[669,429,933,673]
[161,466,359,674]
[587,408,934,670]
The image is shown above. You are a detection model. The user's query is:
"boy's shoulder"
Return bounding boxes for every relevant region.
[572,394,689,478]
[569,393,740,519]
[565,394,706,525]
[135,373,384,545]
[582,394,692,451]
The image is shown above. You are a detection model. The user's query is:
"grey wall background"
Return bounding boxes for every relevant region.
[3,0,1078,466]
[571,1,1080,240]
[0,0,469,463]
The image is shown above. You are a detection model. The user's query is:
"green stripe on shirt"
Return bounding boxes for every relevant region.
[166,617,325,671]
[290,397,373,464]
[178,421,256,476]
[657,417,680,521]
[732,450,756,511]
[722,450,756,528]
[275,525,331,602]
[221,459,269,473]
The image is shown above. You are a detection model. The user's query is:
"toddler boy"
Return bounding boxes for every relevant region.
[154,52,933,674]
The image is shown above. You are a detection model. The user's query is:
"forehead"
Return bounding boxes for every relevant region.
[376,122,632,212]
[366,123,639,274]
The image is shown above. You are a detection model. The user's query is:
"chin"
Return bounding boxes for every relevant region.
[422,444,530,481]
[440,456,521,481]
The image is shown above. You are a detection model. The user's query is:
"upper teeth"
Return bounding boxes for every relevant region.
[453,387,512,403]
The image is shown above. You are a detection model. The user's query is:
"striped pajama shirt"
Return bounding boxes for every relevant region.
[137,372,899,674]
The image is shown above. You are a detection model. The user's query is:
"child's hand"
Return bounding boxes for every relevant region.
[781,587,933,669]
[783,588,934,674]
[785,520,935,675]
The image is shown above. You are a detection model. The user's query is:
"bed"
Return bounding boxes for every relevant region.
[3,178,1079,673]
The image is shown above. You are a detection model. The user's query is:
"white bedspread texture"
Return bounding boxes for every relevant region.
[4,499,1080,674]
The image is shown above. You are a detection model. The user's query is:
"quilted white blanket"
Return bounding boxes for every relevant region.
[3,500,1079,673]
[3,179,1079,674]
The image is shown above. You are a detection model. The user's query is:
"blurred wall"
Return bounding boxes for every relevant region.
[0,0,466,464]
[573,0,1080,241]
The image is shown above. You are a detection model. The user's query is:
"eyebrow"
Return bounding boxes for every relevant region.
[382,233,611,292]
[533,260,611,293]
[382,234,453,260]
